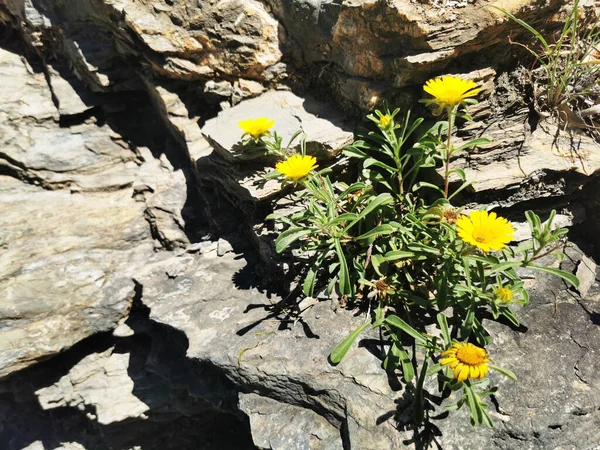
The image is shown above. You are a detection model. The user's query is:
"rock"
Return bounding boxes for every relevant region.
[46,62,95,117]
[36,347,150,425]
[135,249,409,449]
[132,239,600,449]
[239,393,343,450]
[576,254,597,298]
[4,0,282,85]
[0,46,191,379]
[202,90,354,162]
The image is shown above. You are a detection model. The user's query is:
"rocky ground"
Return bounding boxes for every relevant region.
[2,0,600,449]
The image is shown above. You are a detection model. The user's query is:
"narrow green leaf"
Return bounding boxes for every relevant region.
[501,308,520,327]
[275,228,314,253]
[412,181,444,194]
[437,313,451,346]
[526,265,580,289]
[426,362,444,377]
[355,224,395,240]
[399,348,415,382]
[383,341,401,372]
[385,315,427,344]
[488,261,522,275]
[384,250,416,261]
[489,364,518,381]
[335,239,352,295]
[455,138,491,152]
[343,193,393,231]
[329,322,370,365]
[364,157,398,173]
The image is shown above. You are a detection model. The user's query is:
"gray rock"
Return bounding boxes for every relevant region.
[36,347,150,425]
[239,393,343,450]
[0,46,190,379]
[133,240,600,449]
[576,254,597,298]
[202,90,354,162]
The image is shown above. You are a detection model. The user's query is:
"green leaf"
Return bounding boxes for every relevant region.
[326,213,359,227]
[335,239,352,295]
[501,308,520,327]
[399,348,415,382]
[329,321,370,365]
[426,363,444,376]
[364,157,398,173]
[488,261,522,275]
[407,243,440,255]
[455,138,491,152]
[384,250,416,261]
[412,181,444,194]
[526,265,580,289]
[303,254,326,298]
[383,341,401,372]
[437,313,451,346]
[355,224,396,240]
[489,364,518,381]
[385,315,427,344]
[275,228,315,253]
[343,193,393,231]
[371,254,388,277]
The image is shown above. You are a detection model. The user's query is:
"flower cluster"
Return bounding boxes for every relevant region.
[237,73,577,429]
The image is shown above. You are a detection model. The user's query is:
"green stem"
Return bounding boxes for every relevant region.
[444,107,455,199]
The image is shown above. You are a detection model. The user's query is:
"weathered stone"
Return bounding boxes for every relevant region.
[239,393,343,450]
[0,46,190,379]
[202,90,354,162]
[4,0,282,84]
[0,175,152,378]
[134,247,408,449]
[133,242,600,450]
[576,254,597,298]
[36,347,150,425]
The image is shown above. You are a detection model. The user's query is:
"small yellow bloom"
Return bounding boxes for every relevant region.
[379,114,392,128]
[496,287,514,302]
[440,342,489,382]
[275,154,318,181]
[456,210,515,253]
[239,117,275,138]
[423,76,480,112]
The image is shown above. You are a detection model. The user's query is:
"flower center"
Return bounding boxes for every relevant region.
[455,345,486,366]
[472,231,489,243]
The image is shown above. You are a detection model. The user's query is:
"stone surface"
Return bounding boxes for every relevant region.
[134,242,600,450]
[202,90,355,162]
[239,393,343,450]
[3,1,600,449]
[0,45,190,379]
[3,0,282,88]
[36,347,150,425]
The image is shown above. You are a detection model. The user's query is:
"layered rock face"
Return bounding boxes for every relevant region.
[2,0,600,449]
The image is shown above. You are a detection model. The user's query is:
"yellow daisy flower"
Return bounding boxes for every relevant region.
[495,286,514,302]
[276,154,318,181]
[456,210,515,253]
[379,114,392,128]
[239,117,275,138]
[423,76,480,112]
[440,342,489,382]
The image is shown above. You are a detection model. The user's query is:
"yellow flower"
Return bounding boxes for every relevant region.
[423,76,480,112]
[275,154,318,181]
[495,287,514,302]
[379,114,392,128]
[239,117,275,138]
[456,210,515,253]
[440,342,489,382]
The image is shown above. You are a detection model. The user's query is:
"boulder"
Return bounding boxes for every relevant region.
[0,46,190,379]
[201,90,354,163]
